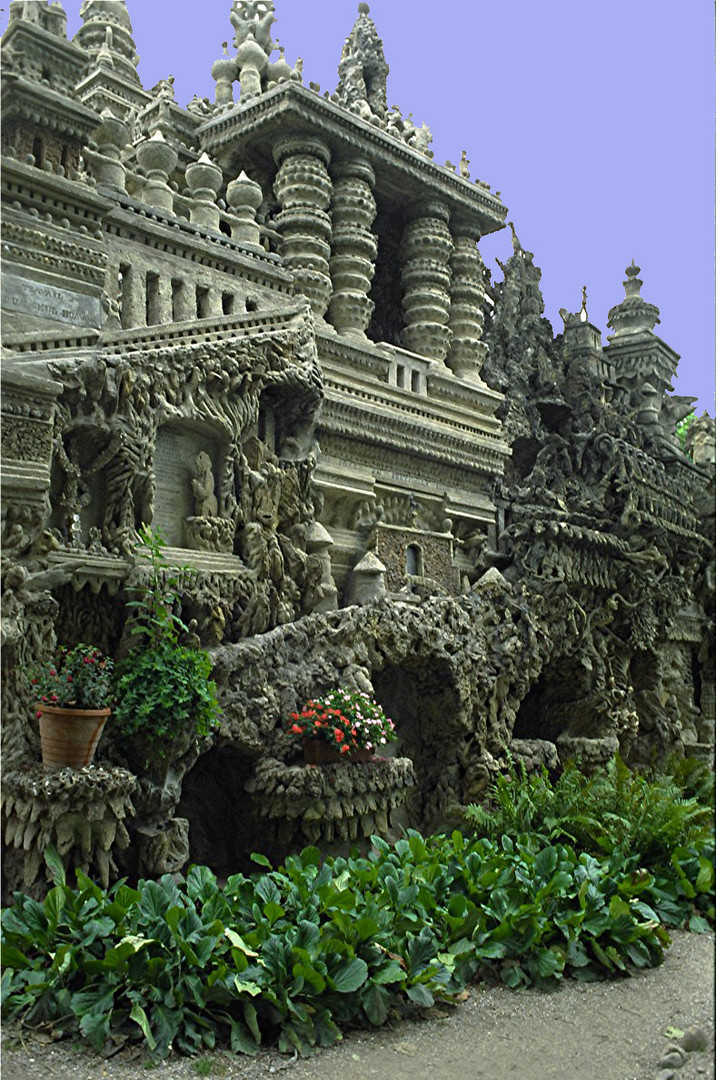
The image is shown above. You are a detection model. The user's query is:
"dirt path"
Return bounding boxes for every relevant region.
[2,930,714,1080]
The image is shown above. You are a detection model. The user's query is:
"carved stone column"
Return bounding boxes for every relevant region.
[121,265,146,328]
[273,135,333,319]
[446,220,487,380]
[328,157,377,338]
[400,199,453,362]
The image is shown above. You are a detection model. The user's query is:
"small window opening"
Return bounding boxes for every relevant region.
[118,263,131,326]
[196,285,210,319]
[396,364,406,389]
[406,543,423,576]
[146,272,160,325]
[411,370,421,393]
[222,292,235,316]
[32,135,44,167]
[245,296,258,313]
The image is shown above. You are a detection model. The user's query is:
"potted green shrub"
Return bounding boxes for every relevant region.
[32,644,114,773]
[112,525,220,769]
[288,688,397,764]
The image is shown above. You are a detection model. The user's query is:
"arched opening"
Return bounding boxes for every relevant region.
[32,134,44,167]
[177,746,273,876]
[373,658,462,832]
[512,656,597,742]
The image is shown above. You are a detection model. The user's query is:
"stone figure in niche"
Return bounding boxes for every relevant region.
[191,452,219,517]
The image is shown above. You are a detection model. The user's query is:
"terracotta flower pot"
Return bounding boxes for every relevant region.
[302,739,373,764]
[38,705,110,773]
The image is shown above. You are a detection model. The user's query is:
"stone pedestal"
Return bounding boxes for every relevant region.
[273,135,334,319]
[401,198,453,362]
[328,157,377,338]
[446,221,488,380]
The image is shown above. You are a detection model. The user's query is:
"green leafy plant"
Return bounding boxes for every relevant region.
[289,689,396,754]
[31,643,114,712]
[4,821,713,1063]
[464,754,714,867]
[675,411,696,453]
[112,525,220,758]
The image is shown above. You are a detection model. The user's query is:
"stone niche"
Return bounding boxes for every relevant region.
[372,522,460,595]
[153,422,230,551]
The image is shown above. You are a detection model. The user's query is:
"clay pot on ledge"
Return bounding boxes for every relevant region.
[38,705,111,773]
[302,738,373,765]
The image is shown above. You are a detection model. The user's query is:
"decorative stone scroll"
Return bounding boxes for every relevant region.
[328,156,378,338]
[446,221,488,380]
[400,199,453,362]
[273,135,333,319]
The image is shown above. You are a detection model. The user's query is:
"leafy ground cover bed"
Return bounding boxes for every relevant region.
[2,756,713,1063]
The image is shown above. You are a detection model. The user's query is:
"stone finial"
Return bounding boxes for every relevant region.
[74,0,141,84]
[185,153,223,231]
[212,42,237,108]
[606,261,661,336]
[226,170,263,245]
[334,3,389,123]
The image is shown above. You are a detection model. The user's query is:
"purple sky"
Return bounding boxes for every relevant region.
[33,1,716,414]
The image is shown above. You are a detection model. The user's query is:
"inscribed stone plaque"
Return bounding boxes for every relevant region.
[1,274,102,327]
[153,427,197,546]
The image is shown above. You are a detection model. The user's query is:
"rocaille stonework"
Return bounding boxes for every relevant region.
[1,0,714,897]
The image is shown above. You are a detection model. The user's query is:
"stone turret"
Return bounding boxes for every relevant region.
[74,0,141,85]
[334,3,389,124]
[604,262,679,402]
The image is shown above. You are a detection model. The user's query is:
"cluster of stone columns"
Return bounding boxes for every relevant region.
[270,135,488,377]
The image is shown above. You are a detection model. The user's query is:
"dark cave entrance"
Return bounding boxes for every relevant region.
[512,656,595,742]
[177,746,270,877]
[372,658,463,832]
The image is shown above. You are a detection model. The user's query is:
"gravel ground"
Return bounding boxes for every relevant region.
[2,930,714,1080]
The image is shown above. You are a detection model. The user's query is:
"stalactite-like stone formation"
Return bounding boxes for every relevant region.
[1,764,137,894]
[447,221,488,380]
[273,135,334,319]
[401,199,453,362]
[328,157,378,338]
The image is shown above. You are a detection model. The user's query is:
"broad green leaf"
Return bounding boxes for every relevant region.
[129,1003,157,1050]
[331,957,368,993]
[234,977,261,997]
[43,844,66,887]
[406,983,434,1007]
[362,982,391,1025]
[225,928,259,957]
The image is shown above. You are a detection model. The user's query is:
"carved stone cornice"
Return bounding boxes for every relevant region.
[1,157,112,233]
[1,73,99,140]
[316,429,499,505]
[197,83,507,237]
[1,24,86,94]
[1,216,107,289]
[319,394,507,477]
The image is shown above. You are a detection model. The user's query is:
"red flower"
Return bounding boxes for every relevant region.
[339,744,350,754]
[334,728,344,742]
[291,723,304,734]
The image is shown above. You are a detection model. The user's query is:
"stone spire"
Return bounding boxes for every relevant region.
[334,3,390,124]
[606,261,660,337]
[74,0,141,85]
